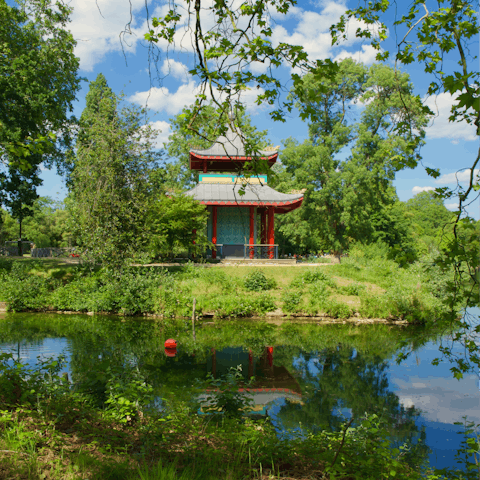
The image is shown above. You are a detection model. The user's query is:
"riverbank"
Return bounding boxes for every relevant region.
[0,253,457,323]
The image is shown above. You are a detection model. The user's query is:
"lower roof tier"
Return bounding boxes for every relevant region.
[184,182,304,214]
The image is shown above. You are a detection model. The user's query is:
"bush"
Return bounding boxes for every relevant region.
[338,282,366,296]
[243,270,276,291]
[291,269,336,288]
[1,262,55,311]
[213,293,276,317]
[282,291,303,313]
[321,299,354,319]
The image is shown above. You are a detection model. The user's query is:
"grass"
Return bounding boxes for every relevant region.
[0,255,459,323]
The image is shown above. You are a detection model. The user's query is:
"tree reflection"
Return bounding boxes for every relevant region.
[273,344,430,467]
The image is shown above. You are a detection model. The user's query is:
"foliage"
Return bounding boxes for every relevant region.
[273,59,427,254]
[201,366,254,418]
[0,352,66,405]
[69,74,163,267]
[0,0,81,194]
[147,194,210,260]
[1,197,72,247]
[0,261,55,311]
[243,269,276,292]
[105,364,154,425]
[212,292,276,317]
[282,291,303,314]
[291,269,336,289]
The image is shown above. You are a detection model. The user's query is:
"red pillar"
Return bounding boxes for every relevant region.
[212,206,217,259]
[203,160,207,173]
[267,206,275,259]
[249,206,255,259]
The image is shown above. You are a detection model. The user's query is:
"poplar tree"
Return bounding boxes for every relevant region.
[70,74,162,266]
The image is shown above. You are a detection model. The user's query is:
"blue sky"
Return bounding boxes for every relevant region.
[37,0,479,219]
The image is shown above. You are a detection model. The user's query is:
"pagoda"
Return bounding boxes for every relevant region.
[184,120,303,259]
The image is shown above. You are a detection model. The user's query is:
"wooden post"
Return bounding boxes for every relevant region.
[268,206,275,259]
[212,206,217,259]
[249,206,255,259]
[192,298,196,341]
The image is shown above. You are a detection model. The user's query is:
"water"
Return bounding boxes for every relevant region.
[0,310,479,472]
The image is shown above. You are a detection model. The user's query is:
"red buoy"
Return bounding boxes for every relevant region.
[165,339,177,349]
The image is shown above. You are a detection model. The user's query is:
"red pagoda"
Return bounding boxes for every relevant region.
[184,121,303,259]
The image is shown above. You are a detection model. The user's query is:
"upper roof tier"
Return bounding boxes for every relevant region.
[189,124,278,172]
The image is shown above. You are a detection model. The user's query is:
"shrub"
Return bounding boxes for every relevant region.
[320,299,354,319]
[338,282,367,296]
[1,262,55,311]
[213,293,276,317]
[243,270,276,291]
[291,269,336,288]
[282,291,303,313]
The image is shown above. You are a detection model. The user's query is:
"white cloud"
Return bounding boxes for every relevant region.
[69,0,149,71]
[393,374,480,424]
[129,81,266,116]
[435,169,479,185]
[412,186,435,195]
[149,120,171,149]
[334,45,378,65]
[160,59,190,83]
[445,203,460,211]
[129,81,198,115]
[424,92,478,142]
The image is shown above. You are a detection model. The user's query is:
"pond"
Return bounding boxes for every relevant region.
[0,311,479,473]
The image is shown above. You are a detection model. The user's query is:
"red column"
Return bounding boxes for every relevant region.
[249,206,255,259]
[203,160,207,173]
[212,206,217,259]
[268,206,275,259]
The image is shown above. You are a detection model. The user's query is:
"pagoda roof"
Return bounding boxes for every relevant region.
[184,182,303,213]
[189,124,278,172]
[190,124,277,158]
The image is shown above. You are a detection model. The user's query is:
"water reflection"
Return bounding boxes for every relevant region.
[0,312,474,470]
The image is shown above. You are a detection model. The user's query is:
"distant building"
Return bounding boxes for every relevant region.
[185,120,303,259]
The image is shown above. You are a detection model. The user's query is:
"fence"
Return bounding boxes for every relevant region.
[31,247,76,258]
[243,244,279,260]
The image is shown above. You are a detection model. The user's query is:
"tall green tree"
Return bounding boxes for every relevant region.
[0,0,82,191]
[70,74,163,266]
[273,60,426,255]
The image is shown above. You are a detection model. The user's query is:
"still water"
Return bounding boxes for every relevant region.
[0,311,479,472]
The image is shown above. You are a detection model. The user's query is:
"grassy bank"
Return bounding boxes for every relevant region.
[0,252,458,323]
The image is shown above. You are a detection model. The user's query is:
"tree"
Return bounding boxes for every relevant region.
[273,60,426,255]
[0,0,82,192]
[0,164,41,253]
[147,195,210,260]
[69,74,163,266]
